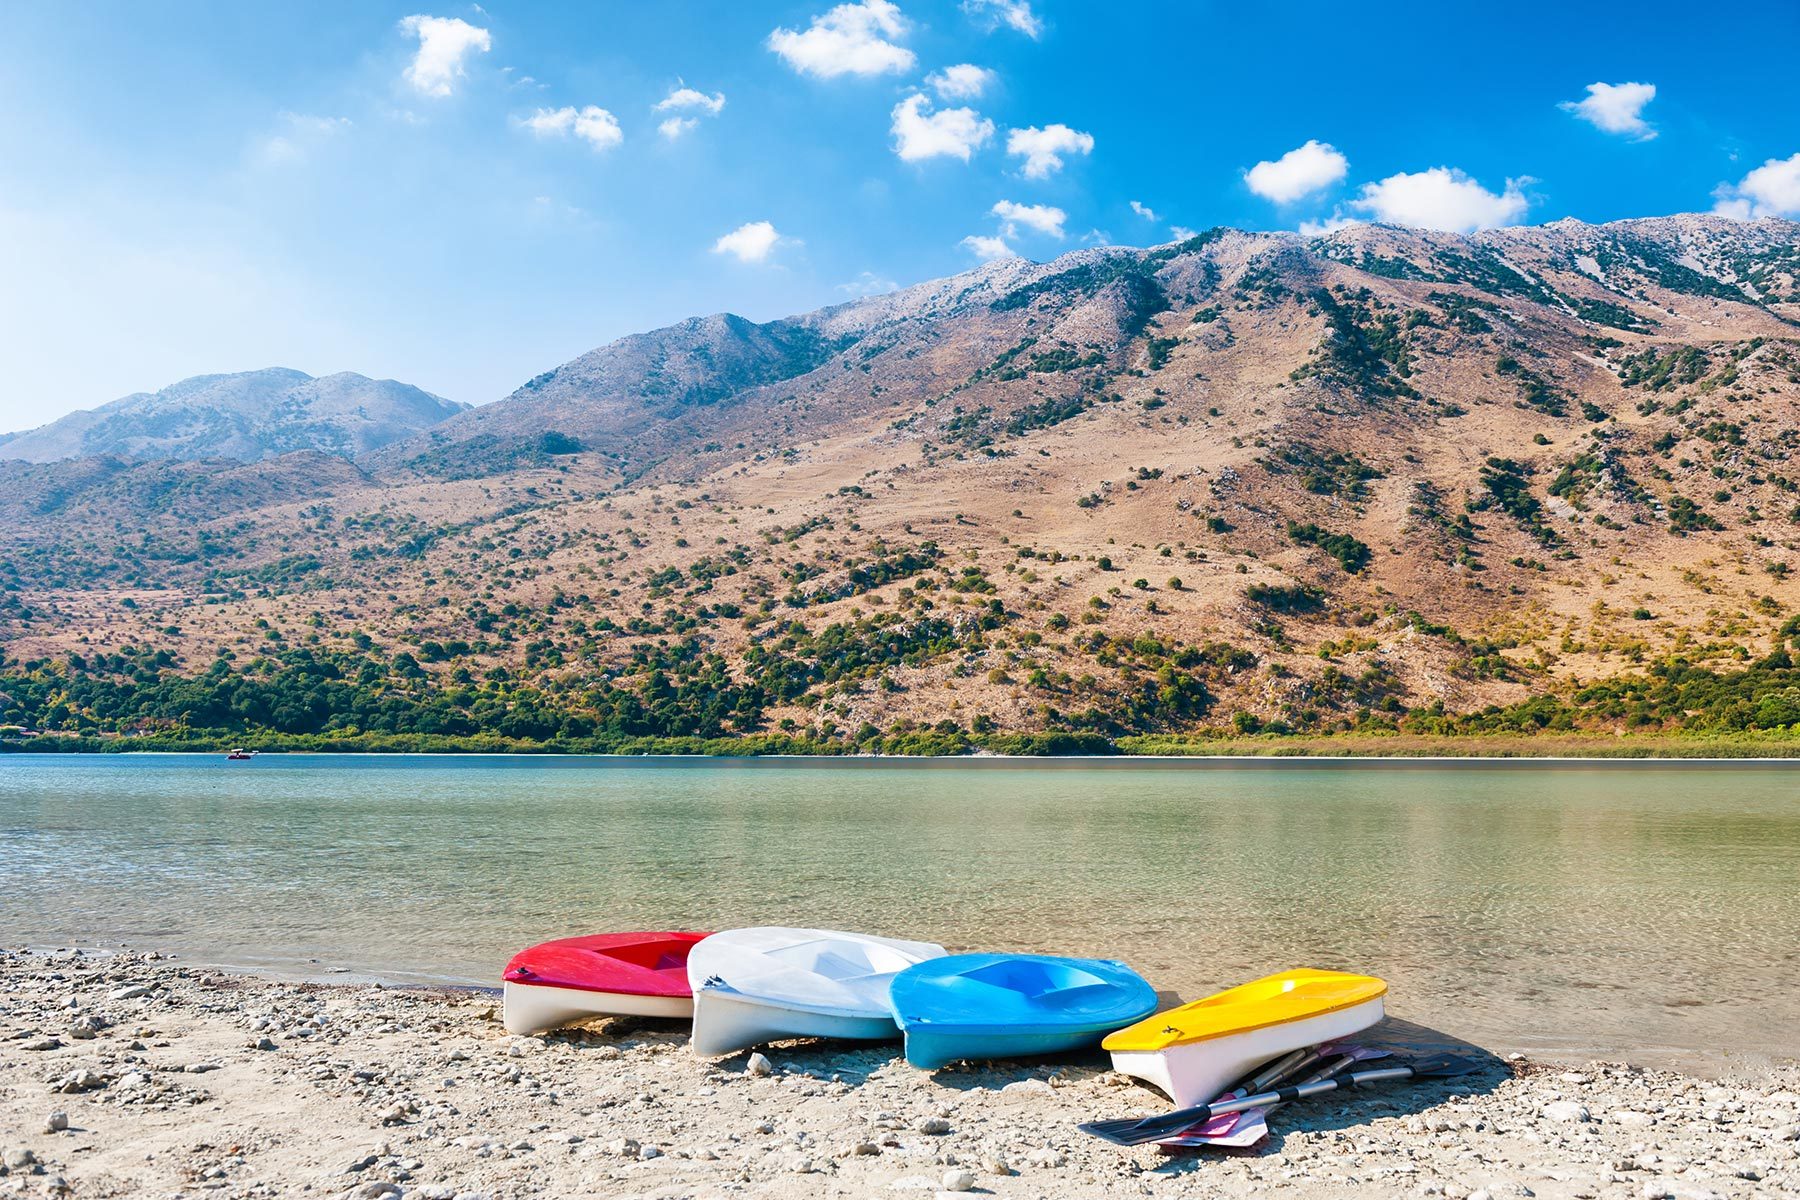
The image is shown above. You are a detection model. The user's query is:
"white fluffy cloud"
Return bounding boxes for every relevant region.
[1169,225,1197,241]
[1713,153,1800,219]
[655,86,725,115]
[768,0,915,78]
[398,15,491,97]
[713,220,785,263]
[520,106,623,151]
[1560,81,1657,140]
[1244,140,1348,203]
[890,94,994,163]
[991,199,1066,238]
[963,0,1041,37]
[1005,124,1093,179]
[1350,167,1529,232]
[961,234,1014,260]
[926,63,995,100]
[1129,199,1158,221]
[654,86,724,139]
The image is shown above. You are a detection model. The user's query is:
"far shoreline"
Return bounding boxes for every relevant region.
[7,746,1800,768]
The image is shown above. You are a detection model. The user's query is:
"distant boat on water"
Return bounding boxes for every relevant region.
[226,748,256,760]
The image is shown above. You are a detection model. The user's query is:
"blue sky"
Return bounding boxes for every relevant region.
[3,0,1797,429]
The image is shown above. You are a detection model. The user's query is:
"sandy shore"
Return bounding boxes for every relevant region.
[2,950,1796,1200]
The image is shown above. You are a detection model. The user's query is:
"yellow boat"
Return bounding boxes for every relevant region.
[1102,968,1387,1108]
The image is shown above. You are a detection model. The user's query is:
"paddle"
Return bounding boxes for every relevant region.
[1079,1052,1486,1146]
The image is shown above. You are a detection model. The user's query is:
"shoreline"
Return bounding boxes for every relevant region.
[2,950,1796,1200]
[9,747,1800,768]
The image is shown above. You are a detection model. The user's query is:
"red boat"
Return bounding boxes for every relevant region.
[502,931,711,1034]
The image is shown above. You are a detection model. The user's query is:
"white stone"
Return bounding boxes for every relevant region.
[1542,1101,1589,1123]
[941,1169,976,1192]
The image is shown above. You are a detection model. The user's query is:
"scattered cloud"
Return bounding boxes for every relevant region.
[963,0,1042,38]
[1244,140,1348,203]
[961,233,1014,260]
[1079,228,1112,246]
[1005,124,1093,179]
[1129,199,1158,221]
[926,63,995,100]
[838,271,901,297]
[653,86,724,140]
[1350,167,1529,232]
[991,199,1066,238]
[398,15,491,97]
[1713,152,1800,219]
[520,106,623,151]
[252,112,352,167]
[655,86,726,116]
[768,0,915,79]
[1169,225,1196,241]
[1298,213,1358,237]
[713,220,786,263]
[1560,81,1657,141]
[891,94,994,163]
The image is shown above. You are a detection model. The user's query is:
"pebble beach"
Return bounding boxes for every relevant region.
[2,950,1797,1200]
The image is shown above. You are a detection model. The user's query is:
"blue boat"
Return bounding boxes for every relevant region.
[889,953,1159,1069]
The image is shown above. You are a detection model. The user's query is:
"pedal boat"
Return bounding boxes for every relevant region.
[687,926,945,1057]
[1101,968,1387,1107]
[890,953,1159,1069]
[501,931,711,1034]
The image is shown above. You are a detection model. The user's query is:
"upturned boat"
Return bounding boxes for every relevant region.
[889,952,1158,1069]
[501,931,711,1034]
[687,926,945,1056]
[1101,968,1387,1107]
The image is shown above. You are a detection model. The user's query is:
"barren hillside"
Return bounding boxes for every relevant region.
[4,215,1799,749]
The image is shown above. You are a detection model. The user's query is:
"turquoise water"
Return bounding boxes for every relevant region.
[3,753,1797,1068]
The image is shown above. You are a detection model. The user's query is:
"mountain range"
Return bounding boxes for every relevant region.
[0,368,465,465]
[2,213,1798,749]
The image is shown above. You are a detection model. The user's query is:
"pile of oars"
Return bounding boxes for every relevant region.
[1080,1049,1484,1147]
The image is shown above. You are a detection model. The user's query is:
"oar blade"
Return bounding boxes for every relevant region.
[1406,1052,1487,1078]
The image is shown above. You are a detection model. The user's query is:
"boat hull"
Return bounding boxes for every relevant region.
[903,1025,1113,1070]
[690,987,900,1057]
[1108,994,1384,1108]
[502,981,694,1035]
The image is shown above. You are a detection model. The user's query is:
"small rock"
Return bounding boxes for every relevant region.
[637,1145,661,1161]
[848,1141,880,1157]
[45,1112,69,1134]
[254,1036,278,1051]
[22,1037,60,1051]
[745,1052,774,1077]
[1025,1148,1065,1168]
[346,1183,403,1200]
[1542,1100,1589,1123]
[942,1168,976,1192]
[603,1137,639,1158]
[999,1079,1053,1098]
[1640,1183,1673,1200]
[917,1117,951,1135]
[52,1069,107,1094]
[3,1149,39,1171]
[982,1155,1012,1176]
[790,1156,819,1174]
[1611,1110,1655,1128]
[108,984,152,1001]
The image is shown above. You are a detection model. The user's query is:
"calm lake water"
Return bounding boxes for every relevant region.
[3,754,1797,1070]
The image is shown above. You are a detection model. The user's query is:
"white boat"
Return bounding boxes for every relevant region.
[1101,969,1387,1108]
[687,926,946,1057]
